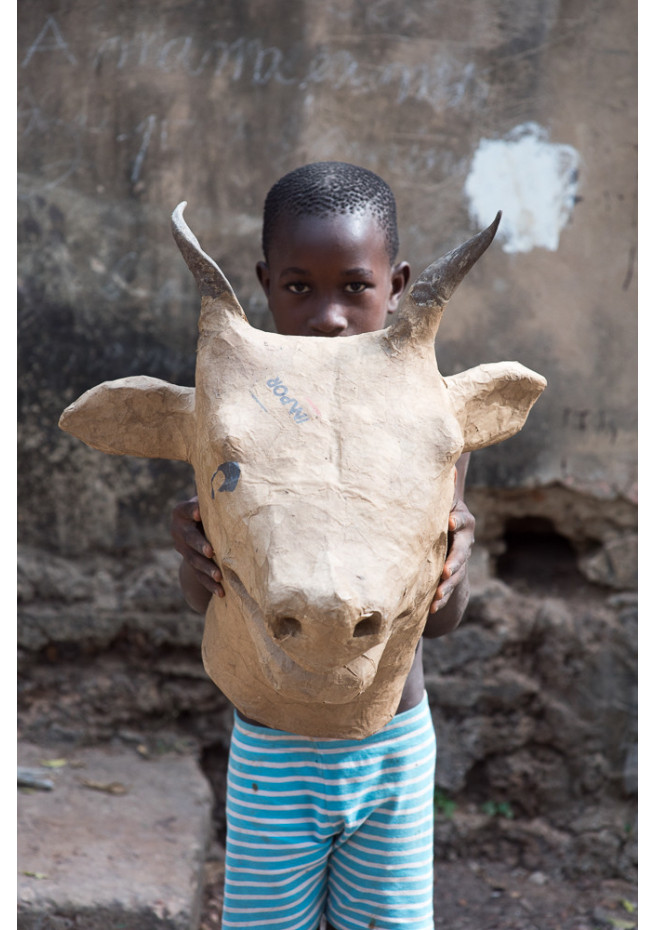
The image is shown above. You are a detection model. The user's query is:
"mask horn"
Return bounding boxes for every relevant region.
[171,202,248,328]
[385,212,501,352]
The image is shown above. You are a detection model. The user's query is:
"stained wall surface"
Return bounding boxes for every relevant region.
[18,0,637,554]
[17,7,638,880]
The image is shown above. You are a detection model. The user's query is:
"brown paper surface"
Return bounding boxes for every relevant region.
[59,204,546,738]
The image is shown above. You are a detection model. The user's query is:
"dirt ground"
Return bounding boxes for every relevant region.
[198,845,639,929]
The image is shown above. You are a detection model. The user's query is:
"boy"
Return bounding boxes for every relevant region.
[171,162,475,930]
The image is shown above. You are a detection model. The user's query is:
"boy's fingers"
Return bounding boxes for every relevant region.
[187,549,225,597]
[181,525,213,558]
[444,502,475,576]
[448,498,475,533]
[442,541,468,581]
[171,497,226,598]
[200,574,225,598]
[449,510,463,533]
[175,498,200,521]
[171,498,214,558]
[430,583,453,614]
[190,549,222,582]
[197,575,225,599]
[431,554,468,611]
[433,513,474,612]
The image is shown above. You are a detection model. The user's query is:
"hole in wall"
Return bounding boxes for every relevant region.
[496,516,587,596]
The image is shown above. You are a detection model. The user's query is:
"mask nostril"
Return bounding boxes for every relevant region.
[353,613,383,638]
[271,616,302,641]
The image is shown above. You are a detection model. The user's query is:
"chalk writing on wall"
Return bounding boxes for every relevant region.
[561,407,632,443]
[22,15,78,67]
[19,15,493,197]
[21,16,489,113]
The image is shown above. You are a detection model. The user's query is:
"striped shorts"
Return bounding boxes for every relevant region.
[222,692,436,930]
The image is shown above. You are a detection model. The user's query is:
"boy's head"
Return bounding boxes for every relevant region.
[256,162,410,337]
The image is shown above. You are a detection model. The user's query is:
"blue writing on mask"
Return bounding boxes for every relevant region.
[266,376,310,423]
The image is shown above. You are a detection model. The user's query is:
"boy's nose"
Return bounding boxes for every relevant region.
[309,300,348,336]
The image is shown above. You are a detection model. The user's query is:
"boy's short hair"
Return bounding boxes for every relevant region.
[262,162,400,263]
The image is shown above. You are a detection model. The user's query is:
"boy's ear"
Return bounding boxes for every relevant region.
[256,260,270,297]
[388,261,411,314]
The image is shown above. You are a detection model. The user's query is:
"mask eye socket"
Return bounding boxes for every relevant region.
[211,461,241,497]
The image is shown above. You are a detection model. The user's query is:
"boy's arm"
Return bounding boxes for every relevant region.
[423,453,474,638]
[171,497,222,613]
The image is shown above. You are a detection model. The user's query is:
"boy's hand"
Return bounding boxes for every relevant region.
[171,497,225,598]
[429,494,475,613]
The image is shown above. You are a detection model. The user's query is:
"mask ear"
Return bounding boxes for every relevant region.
[59,376,195,461]
[445,362,547,452]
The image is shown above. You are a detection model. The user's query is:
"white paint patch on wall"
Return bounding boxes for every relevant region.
[464,122,580,254]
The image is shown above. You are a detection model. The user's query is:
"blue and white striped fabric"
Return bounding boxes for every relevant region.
[222,692,436,930]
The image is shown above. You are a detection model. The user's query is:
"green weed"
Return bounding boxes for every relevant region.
[480,799,515,819]
[434,789,457,818]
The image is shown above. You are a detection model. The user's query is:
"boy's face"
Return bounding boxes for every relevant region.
[256,210,410,337]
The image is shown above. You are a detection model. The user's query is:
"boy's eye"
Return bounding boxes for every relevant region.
[344,282,369,294]
[286,282,311,295]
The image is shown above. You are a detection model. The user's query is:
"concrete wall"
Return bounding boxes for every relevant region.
[18,0,637,557]
[18,4,637,878]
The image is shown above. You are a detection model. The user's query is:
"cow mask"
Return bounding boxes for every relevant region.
[59,203,546,738]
